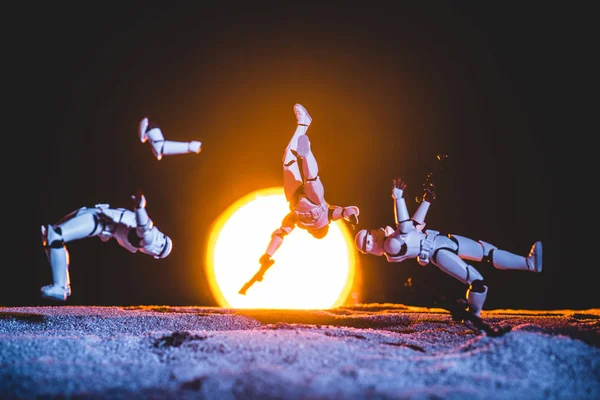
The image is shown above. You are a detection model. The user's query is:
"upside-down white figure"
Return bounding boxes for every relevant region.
[239,104,360,295]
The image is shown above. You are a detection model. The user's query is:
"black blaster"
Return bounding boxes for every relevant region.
[238,255,275,295]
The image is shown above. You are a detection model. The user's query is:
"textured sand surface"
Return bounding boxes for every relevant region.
[1,305,598,399]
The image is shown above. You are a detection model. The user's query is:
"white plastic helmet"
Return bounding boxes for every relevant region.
[354,228,386,256]
[152,236,173,259]
[355,229,370,254]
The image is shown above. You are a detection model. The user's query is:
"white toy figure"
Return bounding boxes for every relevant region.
[139,117,202,160]
[239,103,360,295]
[354,166,542,318]
[40,189,173,301]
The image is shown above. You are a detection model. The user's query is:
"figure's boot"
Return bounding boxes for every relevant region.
[40,225,71,301]
[491,241,543,273]
[283,104,312,166]
[466,281,488,317]
[294,103,312,126]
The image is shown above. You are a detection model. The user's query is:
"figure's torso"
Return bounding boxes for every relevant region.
[292,196,329,230]
[383,229,425,263]
[89,206,140,253]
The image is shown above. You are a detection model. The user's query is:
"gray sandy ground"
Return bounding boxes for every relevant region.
[0,304,598,399]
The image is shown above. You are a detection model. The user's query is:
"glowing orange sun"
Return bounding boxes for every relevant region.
[206,187,356,309]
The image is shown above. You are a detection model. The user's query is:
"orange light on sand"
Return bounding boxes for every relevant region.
[206,187,356,309]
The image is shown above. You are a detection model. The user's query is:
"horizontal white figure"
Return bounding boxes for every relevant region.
[354,177,542,317]
[40,190,173,301]
[239,104,360,295]
[139,117,202,160]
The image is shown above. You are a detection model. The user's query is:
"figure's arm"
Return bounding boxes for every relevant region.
[131,189,173,259]
[239,213,296,295]
[392,177,413,234]
[329,205,359,226]
[262,212,296,260]
[132,188,153,237]
[412,185,435,231]
[411,200,430,231]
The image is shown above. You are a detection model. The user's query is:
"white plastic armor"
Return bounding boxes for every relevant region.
[139,117,202,160]
[355,177,543,317]
[40,191,172,301]
[240,104,361,294]
[264,104,360,255]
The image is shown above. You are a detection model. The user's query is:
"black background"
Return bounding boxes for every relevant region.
[6,2,592,309]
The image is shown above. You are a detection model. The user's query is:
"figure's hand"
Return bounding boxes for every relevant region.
[132,188,146,209]
[422,184,436,203]
[392,177,407,199]
[342,206,359,226]
[348,214,358,226]
[259,253,273,266]
[419,154,447,203]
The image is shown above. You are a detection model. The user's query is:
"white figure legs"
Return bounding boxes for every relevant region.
[139,117,202,160]
[431,244,487,317]
[433,235,543,316]
[40,209,101,301]
[283,104,313,201]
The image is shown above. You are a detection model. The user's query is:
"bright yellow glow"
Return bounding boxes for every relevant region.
[206,187,356,309]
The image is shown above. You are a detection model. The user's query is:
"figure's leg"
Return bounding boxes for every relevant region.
[139,117,202,161]
[295,135,324,205]
[432,247,487,317]
[40,225,71,301]
[450,235,542,273]
[40,210,103,301]
[282,104,313,201]
[491,241,542,273]
[465,281,488,318]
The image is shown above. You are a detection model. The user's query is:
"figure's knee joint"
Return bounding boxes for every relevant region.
[469,279,486,293]
[272,228,290,240]
[44,225,65,248]
[465,264,484,283]
[47,239,65,249]
[478,240,498,259]
[483,249,495,264]
[449,235,459,246]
